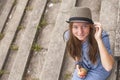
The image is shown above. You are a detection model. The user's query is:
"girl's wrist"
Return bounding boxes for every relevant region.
[76,64,80,70]
[75,61,80,65]
[96,38,102,43]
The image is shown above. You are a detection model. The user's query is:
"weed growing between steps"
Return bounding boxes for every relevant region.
[25,6,33,11]
[40,17,48,28]
[10,44,19,51]
[13,0,17,6]
[35,17,48,30]
[17,25,25,31]
[51,0,62,3]
[31,78,39,80]
[32,43,42,52]
[0,70,10,75]
[0,33,4,40]
[64,72,72,80]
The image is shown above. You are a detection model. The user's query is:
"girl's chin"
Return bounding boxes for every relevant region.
[77,38,86,42]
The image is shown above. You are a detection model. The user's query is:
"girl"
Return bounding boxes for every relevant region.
[64,7,114,80]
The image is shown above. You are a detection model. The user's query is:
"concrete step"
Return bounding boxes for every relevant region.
[0,0,15,32]
[100,0,118,31]
[39,0,76,80]
[100,0,119,80]
[114,0,120,57]
[0,0,28,72]
[100,0,118,50]
[7,0,47,80]
[114,0,120,79]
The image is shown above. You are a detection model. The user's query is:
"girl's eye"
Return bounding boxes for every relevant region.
[82,25,88,28]
[73,26,78,29]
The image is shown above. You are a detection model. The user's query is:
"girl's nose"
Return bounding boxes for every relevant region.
[77,27,83,35]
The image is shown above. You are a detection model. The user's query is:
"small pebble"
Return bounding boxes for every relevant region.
[48,3,53,7]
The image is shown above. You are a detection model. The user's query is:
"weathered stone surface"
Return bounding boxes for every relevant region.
[0,0,29,71]
[100,0,118,31]
[100,0,119,80]
[0,0,15,32]
[39,0,76,80]
[114,0,120,57]
[7,0,47,80]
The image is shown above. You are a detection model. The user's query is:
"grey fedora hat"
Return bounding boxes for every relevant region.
[66,7,94,24]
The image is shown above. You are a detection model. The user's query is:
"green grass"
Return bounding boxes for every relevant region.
[32,78,39,80]
[10,44,19,51]
[32,43,42,52]
[0,70,10,75]
[36,17,48,29]
[64,73,71,80]
[17,25,25,31]
[13,0,17,6]
[39,17,48,27]
[0,33,4,40]
[51,0,62,3]
[36,25,41,29]
[26,6,33,11]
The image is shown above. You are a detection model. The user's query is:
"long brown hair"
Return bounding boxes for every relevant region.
[66,22,99,64]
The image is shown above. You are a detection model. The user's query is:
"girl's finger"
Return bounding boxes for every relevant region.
[94,22,102,28]
[80,75,85,78]
[94,22,101,26]
[95,27,99,31]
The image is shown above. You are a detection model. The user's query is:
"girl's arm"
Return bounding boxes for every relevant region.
[96,39,114,71]
[94,23,114,71]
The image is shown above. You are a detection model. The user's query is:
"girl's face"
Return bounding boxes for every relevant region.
[72,22,91,42]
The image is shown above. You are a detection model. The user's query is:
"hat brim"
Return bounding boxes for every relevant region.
[66,17,94,24]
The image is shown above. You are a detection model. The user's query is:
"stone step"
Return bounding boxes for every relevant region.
[0,0,29,71]
[7,0,47,80]
[99,0,118,50]
[114,0,120,57]
[100,0,118,31]
[0,0,15,32]
[39,0,76,80]
[100,0,119,80]
[114,0,120,79]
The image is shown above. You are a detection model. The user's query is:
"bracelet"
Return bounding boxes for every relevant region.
[75,61,81,65]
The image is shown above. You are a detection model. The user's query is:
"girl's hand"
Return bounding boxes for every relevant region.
[78,67,87,78]
[94,22,102,41]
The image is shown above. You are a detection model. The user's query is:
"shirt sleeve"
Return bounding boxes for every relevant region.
[102,30,112,55]
[63,30,70,41]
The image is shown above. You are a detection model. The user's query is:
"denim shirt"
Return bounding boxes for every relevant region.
[64,30,113,80]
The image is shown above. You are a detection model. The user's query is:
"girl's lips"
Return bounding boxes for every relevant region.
[77,35,85,38]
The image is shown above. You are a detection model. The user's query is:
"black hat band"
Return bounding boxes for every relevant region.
[67,17,94,24]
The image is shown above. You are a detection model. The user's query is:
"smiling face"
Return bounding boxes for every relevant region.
[72,22,91,42]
